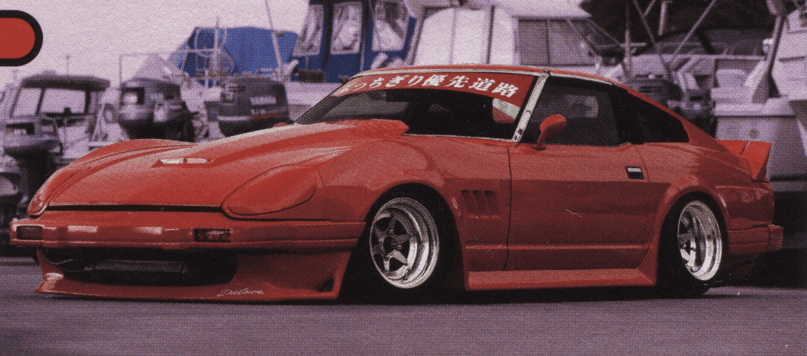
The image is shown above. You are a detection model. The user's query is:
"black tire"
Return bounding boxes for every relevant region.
[656,198,725,298]
[341,195,452,303]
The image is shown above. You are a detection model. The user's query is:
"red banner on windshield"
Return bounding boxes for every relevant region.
[333,72,535,106]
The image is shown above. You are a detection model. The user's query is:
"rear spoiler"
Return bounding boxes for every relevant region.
[718,140,771,182]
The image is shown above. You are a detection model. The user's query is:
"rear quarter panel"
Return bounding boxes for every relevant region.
[635,142,775,232]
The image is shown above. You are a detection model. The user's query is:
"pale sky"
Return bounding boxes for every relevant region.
[0,0,308,88]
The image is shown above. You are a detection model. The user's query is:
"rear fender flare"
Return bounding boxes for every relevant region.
[652,184,729,246]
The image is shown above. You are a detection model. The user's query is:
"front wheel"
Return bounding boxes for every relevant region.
[342,195,450,302]
[369,197,441,289]
[657,199,725,297]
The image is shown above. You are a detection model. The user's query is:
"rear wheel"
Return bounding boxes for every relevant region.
[657,199,724,298]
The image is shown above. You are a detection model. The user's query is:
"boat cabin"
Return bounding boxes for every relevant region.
[291,0,418,83]
[404,0,623,72]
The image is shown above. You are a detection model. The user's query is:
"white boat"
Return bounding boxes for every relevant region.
[0,73,122,253]
[713,0,806,248]
[404,0,623,73]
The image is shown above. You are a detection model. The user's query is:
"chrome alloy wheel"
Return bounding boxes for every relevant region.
[676,201,723,281]
[369,197,440,289]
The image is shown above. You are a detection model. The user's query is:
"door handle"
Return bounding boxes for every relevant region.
[626,166,644,179]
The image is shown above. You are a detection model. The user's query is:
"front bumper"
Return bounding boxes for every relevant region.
[11,210,364,301]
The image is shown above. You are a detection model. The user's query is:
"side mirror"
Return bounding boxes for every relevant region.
[533,114,566,150]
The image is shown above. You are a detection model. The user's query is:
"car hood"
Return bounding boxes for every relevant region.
[47,120,409,208]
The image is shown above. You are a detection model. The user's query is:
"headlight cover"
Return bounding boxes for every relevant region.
[27,164,88,216]
[224,165,318,216]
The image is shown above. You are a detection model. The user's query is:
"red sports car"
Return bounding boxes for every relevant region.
[11,65,782,301]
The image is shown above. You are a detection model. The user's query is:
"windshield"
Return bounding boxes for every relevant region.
[11,88,41,116]
[12,87,93,117]
[297,71,537,140]
[518,19,620,66]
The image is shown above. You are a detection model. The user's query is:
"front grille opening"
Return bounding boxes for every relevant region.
[42,248,237,286]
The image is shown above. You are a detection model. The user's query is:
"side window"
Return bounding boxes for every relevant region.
[517,20,549,66]
[292,5,324,57]
[372,0,408,52]
[331,2,364,55]
[408,90,516,139]
[634,98,688,143]
[524,78,622,146]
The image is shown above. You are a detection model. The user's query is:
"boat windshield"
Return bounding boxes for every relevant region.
[372,0,409,52]
[292,4,324,57]
[12,87,94,117]
[296,71,537,140]
[518,19,621,66]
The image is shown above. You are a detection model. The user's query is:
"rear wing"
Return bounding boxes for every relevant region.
[718,140,771,182]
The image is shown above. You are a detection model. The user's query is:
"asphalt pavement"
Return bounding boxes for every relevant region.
[1,257,805,355]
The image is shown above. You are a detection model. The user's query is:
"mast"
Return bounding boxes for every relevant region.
[264,0,285,80]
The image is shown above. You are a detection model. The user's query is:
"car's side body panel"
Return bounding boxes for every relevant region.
[507,143,663,271]
[311,135,515,272]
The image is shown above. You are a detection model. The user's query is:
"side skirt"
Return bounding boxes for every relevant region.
[467,268,655,291]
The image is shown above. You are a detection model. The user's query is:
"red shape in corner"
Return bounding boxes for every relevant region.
[0,17,35,59]
[0,11,42,66]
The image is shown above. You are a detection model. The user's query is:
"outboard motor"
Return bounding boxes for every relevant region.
[0,155,20,254]
[2,73,109,222]
[218,77,290,136]
[0,87,21,254]
[116,78,195,142]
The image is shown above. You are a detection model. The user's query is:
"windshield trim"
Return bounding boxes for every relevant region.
[513,75,547,143]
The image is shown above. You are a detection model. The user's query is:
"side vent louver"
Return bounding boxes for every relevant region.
[461,190,500,217]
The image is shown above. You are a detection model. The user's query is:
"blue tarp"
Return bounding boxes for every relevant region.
[169,27,298,79]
